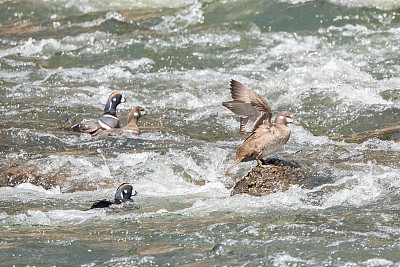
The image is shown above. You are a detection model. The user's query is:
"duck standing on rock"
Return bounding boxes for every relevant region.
[71,92,126,135]
[90,183,137,209]
[222,79,294,173]
[92,106,147,137]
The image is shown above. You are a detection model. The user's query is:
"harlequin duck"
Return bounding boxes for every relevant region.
[90,183,137,209]
[222,79,294,173]
[71,92,126,135]
[92,106,147,137]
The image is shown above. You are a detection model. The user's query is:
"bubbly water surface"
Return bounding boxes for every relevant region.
[1,0,400,265]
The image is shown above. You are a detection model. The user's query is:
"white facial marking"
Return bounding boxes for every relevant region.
[113,97,116,101]
[124,190,128,194]
[279,115,285,120]
[134,112,139,116]
[286,117,294,123]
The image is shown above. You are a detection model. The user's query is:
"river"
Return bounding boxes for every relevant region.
[1,0,400,265]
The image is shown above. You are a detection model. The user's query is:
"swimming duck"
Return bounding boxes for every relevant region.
[222,79,294,173]
[71,92,126,135]
[92,106,147,137]
[90,183,137,209]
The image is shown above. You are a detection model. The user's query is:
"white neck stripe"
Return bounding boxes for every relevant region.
[103,114,118,119]
[98,120,112,130]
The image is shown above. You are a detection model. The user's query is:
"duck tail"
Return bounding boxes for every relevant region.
[225,158,241,175]
[71,123,81,132]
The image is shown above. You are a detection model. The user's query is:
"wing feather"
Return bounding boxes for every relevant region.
[71,119,101,134]
[222,79,273,134]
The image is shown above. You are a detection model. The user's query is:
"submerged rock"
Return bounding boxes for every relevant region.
[0,159,65,190]
[0,159,112,192]
[331,125,400,143]
[230,158,309,197]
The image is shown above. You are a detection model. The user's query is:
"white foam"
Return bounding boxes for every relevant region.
[271,253,316,266]
[0,209,108,227]
[151,0,204,33]
[0,38,77,59]
[174,157,400,215]
[26,155,113,190]
[361,259,394,265]
[58,0,196,12]
[15,183,61,195]
[290,125,333,146]
[279,0,400,10]
[328,0,400,10]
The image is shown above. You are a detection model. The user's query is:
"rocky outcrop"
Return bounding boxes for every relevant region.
[231,158,313,197]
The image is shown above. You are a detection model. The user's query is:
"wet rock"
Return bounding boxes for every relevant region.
[0,159,18,187]
[0,159,65,190]
[230,158,309,197]
[331,125,400,143]
[0,159,113,192]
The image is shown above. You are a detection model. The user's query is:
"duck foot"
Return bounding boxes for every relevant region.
[256,159,270,168]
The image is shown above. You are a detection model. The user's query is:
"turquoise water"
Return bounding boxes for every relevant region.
[1,0,400,265]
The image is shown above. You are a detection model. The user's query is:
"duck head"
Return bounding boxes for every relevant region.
[104,92,126,116]
[114,183,135,204]
[127,106,147,123]
[274,111,294,125]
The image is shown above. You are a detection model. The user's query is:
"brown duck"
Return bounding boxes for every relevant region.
[222,79,294,173]
[93,106,147,137]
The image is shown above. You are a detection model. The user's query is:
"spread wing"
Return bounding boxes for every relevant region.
[222,79,272,135]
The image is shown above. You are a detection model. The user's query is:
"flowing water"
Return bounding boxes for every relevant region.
[1,0,400,265]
